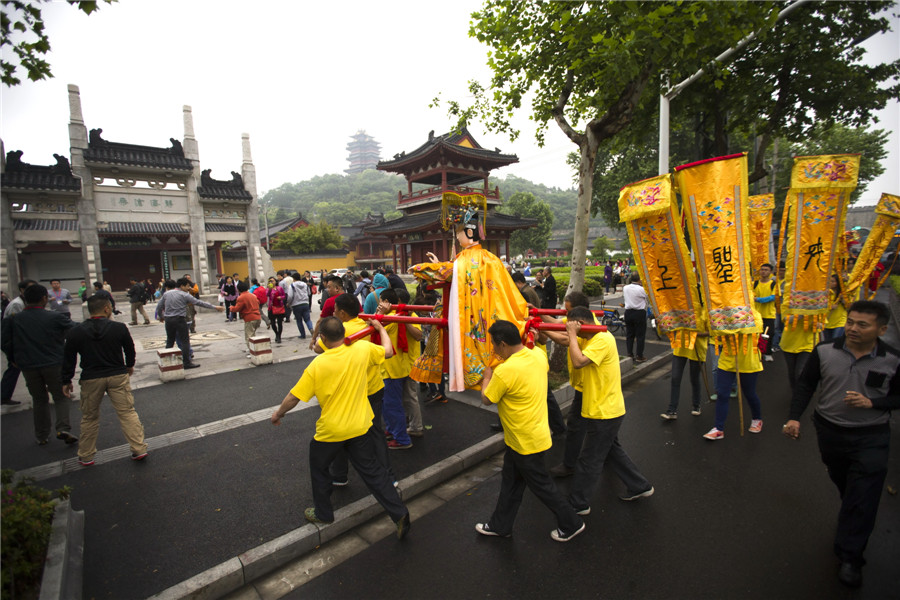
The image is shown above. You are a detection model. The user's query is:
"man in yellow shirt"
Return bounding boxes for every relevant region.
[477,319,585,542]
[319,293,395,488]
[564,306,654,513]
[781,322,819,394]
[271,317,410,539]
[753,263,778,362]
[377,288,423,450]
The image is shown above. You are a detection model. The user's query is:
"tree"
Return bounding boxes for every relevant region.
[592,236,614,261]
[446,1,776,295]
[1,0,114,86]
[271,221,344,254]
[499,191,553,255]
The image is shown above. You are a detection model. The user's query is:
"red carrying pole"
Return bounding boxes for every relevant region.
[530,308,610,318]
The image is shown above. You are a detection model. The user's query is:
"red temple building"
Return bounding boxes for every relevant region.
[366,128,535,271]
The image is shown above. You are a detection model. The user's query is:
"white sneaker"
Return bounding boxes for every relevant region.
[703,427,724,440]
[749,419,763,434]
[763,355,774,362]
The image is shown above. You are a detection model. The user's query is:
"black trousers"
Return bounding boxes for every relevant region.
[1,362,21,401]
[488,446,582,536]
[309,424,407,523]
[547,380,566,435]
[562,390,585,469]
[814,412,890,566]
[164,316,192,365]
[330,389,393,482]
[624,308,646,358]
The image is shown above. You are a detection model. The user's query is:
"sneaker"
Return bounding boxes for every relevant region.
[79,458,95,466]
[332,479,349,487]
[703,428,725,440]
[763,355,774,362]
[131,452,148,461]
[620,486,654,501]
[407,428,425,438]
[56,431,78,445]
[303,507,333,525]
[710,394,718,401]
[387,440,412,450]
[35,438,49,446]
[691,407,702,416]
[660,412,677,420]
[475,522,510,538]
[549,464,574,477]
[1,398,21,405]
[730,390,738,398]
[635,356,648,363]
[574,506,591,516]
[749,419,763,434]
[550,521,586,542]
[395,512,411,540]
[184,363,201,369]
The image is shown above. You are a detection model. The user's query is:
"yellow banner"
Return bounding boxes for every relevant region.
[748,193,774,274]
[845,193,900,299]
[781,155,856,328]
[676,153,761,344]
[619,174,704,347]
[791,154,861,189]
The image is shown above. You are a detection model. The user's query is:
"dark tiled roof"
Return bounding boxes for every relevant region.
[377,127,518,175]
[83,129,192,171]
[206,223,246,232]
[13,219,79,231]
[365,210,536,235]
[197,170,253,202]
[1,151,81,192]
[98,221,191,235]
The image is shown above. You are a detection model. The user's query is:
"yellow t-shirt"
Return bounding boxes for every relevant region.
[381,313,412,380]
[716,345,762,373]
[289,341,385,442]
[317,317,385,395]
[566,314,600,391]
[753,279,778,320]
[825,290,848,329]
[579,331,626,420]
[673,336,708,361]
[484,347,551,455]
[404,323,422,371]
[780,325,818,354]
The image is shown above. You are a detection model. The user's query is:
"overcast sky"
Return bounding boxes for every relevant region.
[1,0,897,204]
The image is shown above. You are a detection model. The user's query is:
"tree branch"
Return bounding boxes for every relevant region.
[551,71,584,145]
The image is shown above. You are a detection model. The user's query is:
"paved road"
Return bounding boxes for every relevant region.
[286,361,900,600]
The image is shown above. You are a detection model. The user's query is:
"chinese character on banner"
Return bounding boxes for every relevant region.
[655,259,677,291]
[712,246,735,283]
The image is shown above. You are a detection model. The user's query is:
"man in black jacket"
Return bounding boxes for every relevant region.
[539,267,557,309]
[0,284,76,445]
[62,295,147,466]
[127,277,151,326]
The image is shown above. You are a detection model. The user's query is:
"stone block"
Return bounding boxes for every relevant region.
[157,348,184,382]
[249,335,272,366]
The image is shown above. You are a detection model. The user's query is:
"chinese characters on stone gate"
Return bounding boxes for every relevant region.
[114,197,173,208]
[712,246,735,284]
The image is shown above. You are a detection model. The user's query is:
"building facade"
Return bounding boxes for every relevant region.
[0,84,264,295]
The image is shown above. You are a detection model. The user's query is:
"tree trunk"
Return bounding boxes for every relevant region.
[549,341,569,376]
[567,132,598,296]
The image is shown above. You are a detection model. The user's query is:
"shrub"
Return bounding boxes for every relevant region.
[553,275,602,302]
[1,469,70,600]
[890,275,900,296]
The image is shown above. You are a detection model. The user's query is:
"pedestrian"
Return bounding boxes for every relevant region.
[781,321,819,394]
[183,274,200,333]
[271,316,411,538]
[661,334,707,420]
[385,267,405,290]
[604,261,613,294]
[230,281,262,354]
[703,337,763,440]
[267,277,287,344]
[127,277,152,325]
[539,267,557,309]
[0,284,77,445]
[157,277,225,369]
[363,273,389,314]
[475,319,586,542]
[1,279,37,406]
[783,301,899,588]
[221,276,238,322]
[48,278,73,320]
[823,274,848,342]
[354,270,372,304]
[563,306,654,512]
[753,263,777,362]
[251,279,271,329]
[623,273,648,362]
[277,271,293,324]
[376,288,423,450]
[77,280,88,301]
[397,288,425,439]
[286,272,314,339]
[61,294,148,466]
[308,275,345,351]
[102,280,112,294]
[90,281,118,314]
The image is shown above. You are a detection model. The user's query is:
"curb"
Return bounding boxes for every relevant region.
[39,499,84,600]
[148,350,673,599]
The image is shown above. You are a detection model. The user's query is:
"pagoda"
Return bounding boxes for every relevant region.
[344,130,381,174]
[367,128,535,271]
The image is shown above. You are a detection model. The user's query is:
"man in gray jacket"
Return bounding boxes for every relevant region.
[783,300,900,588]
[0,284,76,445]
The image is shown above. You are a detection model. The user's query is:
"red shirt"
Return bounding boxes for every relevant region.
[231,291,261,322]
[253,286,268,306]
[321,295,337,318]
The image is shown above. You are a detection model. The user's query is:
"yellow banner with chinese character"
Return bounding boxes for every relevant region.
[781,155,858,330]
[748,194,774,274]
[676,153,761,354]
[844,193,900,300]
[619,174,704,349]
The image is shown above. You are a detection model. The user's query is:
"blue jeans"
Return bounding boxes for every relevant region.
[713,370,761,431]
[823,327,844,342]
[291,304,313,337]
[382,378,411,445]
